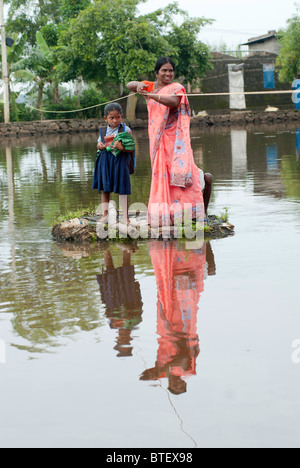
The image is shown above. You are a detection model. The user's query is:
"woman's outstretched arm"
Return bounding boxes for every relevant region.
[126,81,180,109]
[127,81,147,93]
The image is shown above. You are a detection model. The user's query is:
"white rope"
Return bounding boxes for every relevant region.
[23,89,298,115]
[149,90,297,97]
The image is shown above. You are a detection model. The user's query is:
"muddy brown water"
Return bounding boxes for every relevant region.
[0,125,299,448]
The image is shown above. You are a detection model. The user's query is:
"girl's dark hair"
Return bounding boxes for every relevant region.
[154,57,176,74]
[104,102,123,117]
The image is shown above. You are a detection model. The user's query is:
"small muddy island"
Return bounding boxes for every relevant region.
[52,201,235,243]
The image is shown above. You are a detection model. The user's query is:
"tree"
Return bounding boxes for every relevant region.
[0,33,30,119]
[12,32,60,108]
[6,0,62,48]
[56,0,213,94]
[0,33,31,98]
[142,3,213,88]
[4,33,28,85]
[35,31,60,103]
[276,9,300,83]
[5,0,93,49]
[56,0,167,91]
[60,0,91,21]
[4,0,214,112]
[167,18,213,88]
[40,0,92,47]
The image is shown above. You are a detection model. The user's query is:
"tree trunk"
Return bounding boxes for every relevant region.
[74,76,83,96]
[74,76,83,106]
[53,86,60,104]
[126,92,138,121]
[36,82,44,109]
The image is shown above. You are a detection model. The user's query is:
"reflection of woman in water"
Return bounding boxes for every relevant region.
[140,241,215,394]
[97,246,143,357]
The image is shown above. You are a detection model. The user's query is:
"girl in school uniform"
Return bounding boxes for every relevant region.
[92,102,133,225]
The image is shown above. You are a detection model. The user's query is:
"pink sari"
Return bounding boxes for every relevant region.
[147,82,204,226]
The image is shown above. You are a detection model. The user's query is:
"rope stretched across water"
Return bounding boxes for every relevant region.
[25,89,298,115]
[26,93,131,114]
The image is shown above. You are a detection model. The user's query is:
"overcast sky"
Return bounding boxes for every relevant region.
[139,0,300,50]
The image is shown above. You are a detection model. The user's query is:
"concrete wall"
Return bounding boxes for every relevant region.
[0,119,102,138]
[192,51,292,113]
[188,109,300,129]
[248,38,281,55]
[133,51,292,117]
[2,110,300,140]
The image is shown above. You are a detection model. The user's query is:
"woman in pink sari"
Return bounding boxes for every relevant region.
[127,57,205,227]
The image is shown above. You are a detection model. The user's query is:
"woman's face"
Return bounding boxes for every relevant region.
[156,62,174,85]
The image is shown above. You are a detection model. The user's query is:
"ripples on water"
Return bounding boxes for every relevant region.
[0,126,299,448]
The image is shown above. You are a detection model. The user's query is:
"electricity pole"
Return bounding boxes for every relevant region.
[0,0,10,123]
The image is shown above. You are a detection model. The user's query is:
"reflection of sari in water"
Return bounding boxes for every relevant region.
[97,250,143,357]
[144,81,204,226]
[140,241,206,394]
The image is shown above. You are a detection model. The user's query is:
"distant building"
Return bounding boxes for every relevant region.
[192,51,291,112]
[241,30,281,55]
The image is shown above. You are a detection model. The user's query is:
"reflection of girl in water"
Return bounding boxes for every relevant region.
[97,247,143,357]
[140,241,214,394]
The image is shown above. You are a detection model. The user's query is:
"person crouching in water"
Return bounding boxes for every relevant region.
[92,102,135,225]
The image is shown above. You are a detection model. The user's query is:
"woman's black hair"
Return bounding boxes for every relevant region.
[104,102,123,117]
[154,57,176,74]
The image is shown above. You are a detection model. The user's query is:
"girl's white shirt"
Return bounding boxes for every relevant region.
[98,123,132,143]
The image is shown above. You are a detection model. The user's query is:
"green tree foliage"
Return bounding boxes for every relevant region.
[56,0,168,87]
[0,33,36,100]
[6,0,62,48]
[3,0,214,119]
[276,10,300,83]
[5,33,29,85]
[60,0,91,21]
[56,0,213,91]
[14,32,60,108]
[0,33,39,120]
[168,19,213,86]
[6,0,93,48]
[41,0,92,47]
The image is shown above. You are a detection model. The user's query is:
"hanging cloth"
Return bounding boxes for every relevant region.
[228,64,246,110]
[263,63,275,89]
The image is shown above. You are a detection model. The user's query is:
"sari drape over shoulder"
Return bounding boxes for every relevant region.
[145,82,204,226]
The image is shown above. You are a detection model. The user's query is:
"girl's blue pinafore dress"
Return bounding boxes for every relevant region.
[92,124,131,195]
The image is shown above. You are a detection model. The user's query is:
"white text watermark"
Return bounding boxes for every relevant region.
[95,201,205,245]
[291,339,300,364]
[0,339,6,364]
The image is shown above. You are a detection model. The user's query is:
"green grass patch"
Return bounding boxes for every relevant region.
[52,204,98,227]
[217,207,229,223]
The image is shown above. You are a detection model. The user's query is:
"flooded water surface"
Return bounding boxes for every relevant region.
[0,126,299,448]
